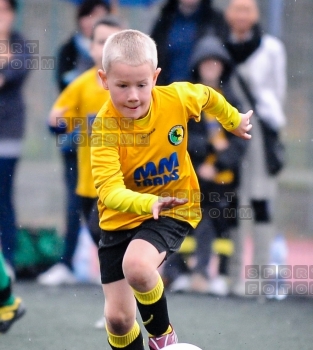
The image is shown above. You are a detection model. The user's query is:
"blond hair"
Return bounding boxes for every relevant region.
[102,29,158,72]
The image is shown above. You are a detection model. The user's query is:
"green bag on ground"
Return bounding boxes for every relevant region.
[14,227,64,278]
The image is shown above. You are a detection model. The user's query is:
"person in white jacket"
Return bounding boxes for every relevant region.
[223,0,287,299]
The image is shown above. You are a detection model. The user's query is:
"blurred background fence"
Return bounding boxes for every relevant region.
[14,0,313,238]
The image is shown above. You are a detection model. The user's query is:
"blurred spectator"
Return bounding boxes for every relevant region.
[57,0,111,91]
[222,0,287,297]
[0,0,32,272]
[150,0,227,85]
[41,0,111,286]
[62,0,119,14]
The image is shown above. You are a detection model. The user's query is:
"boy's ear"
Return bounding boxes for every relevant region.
[153,68,161,86]
[98,69,109,90]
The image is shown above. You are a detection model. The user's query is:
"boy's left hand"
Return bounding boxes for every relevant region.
[231,110,253,140]
[152,197,188,220]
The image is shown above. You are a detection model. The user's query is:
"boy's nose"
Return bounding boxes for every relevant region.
[127,87,139,101]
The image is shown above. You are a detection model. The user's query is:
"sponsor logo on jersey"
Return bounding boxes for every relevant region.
[134,152,179,187]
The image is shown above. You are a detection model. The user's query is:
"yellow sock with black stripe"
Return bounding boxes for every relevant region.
[106,321,144,350]
[133,275,171,336]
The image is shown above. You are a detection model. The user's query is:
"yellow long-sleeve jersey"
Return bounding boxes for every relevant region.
[53,67,109,197]
[91,82,241,231]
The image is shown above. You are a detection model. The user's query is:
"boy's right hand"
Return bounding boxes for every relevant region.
[231,110,253,140]
[152,197,188,220]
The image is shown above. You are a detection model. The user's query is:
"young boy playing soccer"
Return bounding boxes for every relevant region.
[91,29,252,350]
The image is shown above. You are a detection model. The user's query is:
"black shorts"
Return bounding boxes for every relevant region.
[98,217,191,284]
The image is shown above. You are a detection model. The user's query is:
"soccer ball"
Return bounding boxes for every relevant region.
[162,344,202,350]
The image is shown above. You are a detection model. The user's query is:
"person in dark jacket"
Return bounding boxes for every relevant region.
[150,0,228,85]
[162,36,247,295]
[0,0,31,271]
[56,0,111,91]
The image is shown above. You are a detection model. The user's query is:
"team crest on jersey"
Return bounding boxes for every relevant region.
[168,125,184,146]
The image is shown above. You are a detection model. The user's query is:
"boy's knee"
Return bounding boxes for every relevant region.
[106,313,134,335]
[122,257,150,287]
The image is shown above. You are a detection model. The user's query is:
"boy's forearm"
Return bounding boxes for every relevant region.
[103,188,158,216]
[205,88,241,131]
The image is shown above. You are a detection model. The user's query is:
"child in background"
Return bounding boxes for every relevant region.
[45,0,112,286]
[90,29,252,349]
[161,36,246,295]
[188,35,246,295]
[37,16,123,286]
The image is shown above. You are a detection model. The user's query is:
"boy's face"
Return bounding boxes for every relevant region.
[0,0,15,35]
[90,24,121,69]
[99,62,161,120]
[225,0,259,36]
[198,59,224,87]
